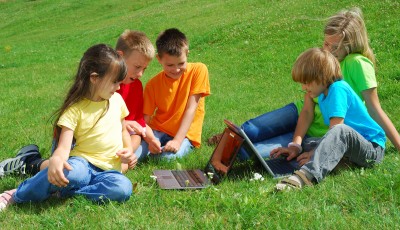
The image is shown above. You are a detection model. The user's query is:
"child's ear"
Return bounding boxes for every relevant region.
[156,54,162,63]
[90,72,99,84]
[117,50,124,57]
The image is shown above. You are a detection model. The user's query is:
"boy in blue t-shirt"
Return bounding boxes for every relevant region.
[271,48,385,190]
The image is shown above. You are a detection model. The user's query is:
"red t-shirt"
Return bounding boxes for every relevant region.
[116,79,146,127]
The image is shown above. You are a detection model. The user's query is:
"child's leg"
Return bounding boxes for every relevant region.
[13,156,91,203]
[237,132,295,160]
[74,167,132,203]
[302,124,384,183]
[149,131,193,160]
[238,103,298,160]
[241,103,298,142]
[161,138,193,159]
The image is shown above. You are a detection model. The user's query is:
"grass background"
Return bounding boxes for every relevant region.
[1,0,399,229]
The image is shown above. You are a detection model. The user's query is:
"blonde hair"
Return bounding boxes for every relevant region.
[324,7,375,65]
[116,30,155,59]
[292,48,342,86]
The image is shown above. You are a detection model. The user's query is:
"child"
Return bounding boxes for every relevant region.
[220,7,399,162]
[272,48,385,190]
[0,30,159,176]
[114,30,161,170]
[0,44,133,211]
[136,28,211,160]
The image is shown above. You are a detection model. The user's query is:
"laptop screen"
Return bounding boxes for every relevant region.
[204,127,243,184]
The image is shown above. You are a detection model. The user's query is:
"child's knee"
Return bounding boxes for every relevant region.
[109,176,132,202]
[64,158,91,186]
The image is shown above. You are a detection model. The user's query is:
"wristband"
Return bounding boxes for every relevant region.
[288,142,302,154]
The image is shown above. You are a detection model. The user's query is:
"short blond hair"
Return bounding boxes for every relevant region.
[116,30,155,59]
[324,7,375,64]
[292,48,342,86]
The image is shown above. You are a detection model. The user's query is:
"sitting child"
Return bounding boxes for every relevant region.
[135,28,211,160]
[0,44,134,211]
[271,48,385,190]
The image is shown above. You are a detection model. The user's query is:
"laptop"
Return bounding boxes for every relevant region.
[223,119,299,178]
[153,126,244,189]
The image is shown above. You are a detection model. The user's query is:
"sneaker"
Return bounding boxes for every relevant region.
[0,144,41,177]
[0,189,16,212]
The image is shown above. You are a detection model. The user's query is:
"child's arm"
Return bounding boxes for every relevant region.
[271,93,315,160]
[363,88,400,150]
[164,94,201,153]
[48,126,73,187]
[119,123,136,173]
[142,124,162,154]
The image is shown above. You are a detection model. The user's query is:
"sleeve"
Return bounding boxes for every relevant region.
[349,57,377,93]
[143,79,156,116]
[190,63,211,97]
[57,106,79,131]
[120,96,129,120]
[326,83,349,119]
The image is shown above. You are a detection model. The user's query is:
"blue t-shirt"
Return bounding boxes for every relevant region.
[318,80,386,148]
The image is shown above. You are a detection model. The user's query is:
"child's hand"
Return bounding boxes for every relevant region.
[296,150,314,166]
[124,121,146,137]
[163,140,181,154]
[48,155,72,187]
[270,147,299,161]
[128,153,138,169]
[116,148,134,164]
[148,138,162,154]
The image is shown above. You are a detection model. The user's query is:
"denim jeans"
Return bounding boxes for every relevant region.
[13,157,132,203]
[135,130,194,161]
[302,124,385,183]
[238,103,299,159]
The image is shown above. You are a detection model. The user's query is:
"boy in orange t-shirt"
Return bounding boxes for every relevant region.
[136,28,210,160]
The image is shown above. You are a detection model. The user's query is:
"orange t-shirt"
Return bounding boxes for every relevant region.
[143,62,211,147]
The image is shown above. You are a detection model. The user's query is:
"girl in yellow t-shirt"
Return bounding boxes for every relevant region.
[0,44,134,211]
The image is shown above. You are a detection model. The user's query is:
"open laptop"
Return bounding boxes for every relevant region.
[153,126,244,189]
[223,119,299,178]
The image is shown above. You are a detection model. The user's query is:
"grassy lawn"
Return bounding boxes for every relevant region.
[1,0,399,229]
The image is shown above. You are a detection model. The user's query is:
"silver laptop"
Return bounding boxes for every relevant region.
[223,119,299,178]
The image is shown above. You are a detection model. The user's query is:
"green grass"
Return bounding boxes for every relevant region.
[1,0,400,229]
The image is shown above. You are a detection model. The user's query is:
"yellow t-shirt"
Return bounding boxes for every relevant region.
[57,93,129,171]
[143,62,211,147]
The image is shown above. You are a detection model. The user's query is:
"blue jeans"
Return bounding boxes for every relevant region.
[303,124,385,183]
[135,130,194,161]
[13,157,132,203]
[238,103,299,159]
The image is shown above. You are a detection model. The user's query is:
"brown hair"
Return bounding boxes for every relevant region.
[53,44,127,141]
[292,48,342,86]
[156,28,189,57]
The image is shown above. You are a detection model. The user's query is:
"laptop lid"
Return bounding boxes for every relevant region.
[223,119,298,178]
[204,127,244,184]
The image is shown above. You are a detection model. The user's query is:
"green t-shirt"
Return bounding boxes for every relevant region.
[341,53,377,99]
[294,53,377,137]
[294,98,328,137]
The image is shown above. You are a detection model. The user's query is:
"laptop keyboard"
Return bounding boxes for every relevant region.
[171,170,205,187]
[266,158,297,176]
